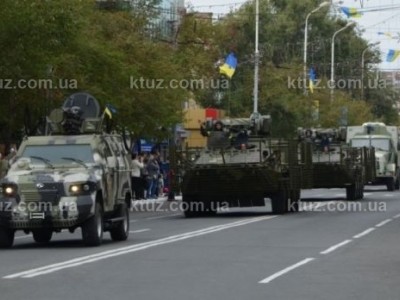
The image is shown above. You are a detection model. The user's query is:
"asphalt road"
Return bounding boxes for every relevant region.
[1,186,400,300]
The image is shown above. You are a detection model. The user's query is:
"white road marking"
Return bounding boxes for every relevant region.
[259,258,315,284]
[129,229,150,233]
[363,193,372,196]
[375,219,393,228]
[393,213,400,219]
[320,239,352,255]
[4,215,277,279]
[353,228,375,239]
[384,194,394,197]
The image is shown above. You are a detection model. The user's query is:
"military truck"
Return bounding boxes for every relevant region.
[179,116,311,217]
[347,122,400,191]
[0,93,132,248]
[298,128,376,200]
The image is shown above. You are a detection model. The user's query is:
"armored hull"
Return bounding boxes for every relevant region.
[180,137,308,217]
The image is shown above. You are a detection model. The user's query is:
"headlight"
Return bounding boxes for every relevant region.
[68,182,95,195]
[1,184,18,197]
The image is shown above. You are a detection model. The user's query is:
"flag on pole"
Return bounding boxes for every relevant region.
[378,32,393,38]
[219,52,238,79]
[309,67,316,94]
[103,103,117,119]
[386,49,400,62]
[340,7,362,18]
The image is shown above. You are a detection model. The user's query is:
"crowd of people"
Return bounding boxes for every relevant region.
[131,150,166,200]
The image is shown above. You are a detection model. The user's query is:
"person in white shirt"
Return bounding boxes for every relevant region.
[131,153,144,200]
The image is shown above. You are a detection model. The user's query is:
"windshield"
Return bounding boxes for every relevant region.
[351,138,390,151]
[20,144,94,165]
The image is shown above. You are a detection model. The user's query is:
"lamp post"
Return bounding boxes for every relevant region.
[252,0,259,118]
[303,1,330,94]
[330,21,356,102]
[361,41,380,100]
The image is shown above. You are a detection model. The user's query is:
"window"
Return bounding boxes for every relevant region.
[21,144,94,164]
[351,138,390,151]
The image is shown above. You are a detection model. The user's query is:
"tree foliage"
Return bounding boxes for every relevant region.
[0,0,397,146]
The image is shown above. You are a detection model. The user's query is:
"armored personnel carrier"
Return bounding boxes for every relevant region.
[298,127,376,200]
[180,116,310,217]
[0,93,132,247]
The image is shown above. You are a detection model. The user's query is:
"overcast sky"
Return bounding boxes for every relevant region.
[186,0,400,70]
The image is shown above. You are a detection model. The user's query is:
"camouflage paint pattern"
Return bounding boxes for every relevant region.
[0,134,131,229]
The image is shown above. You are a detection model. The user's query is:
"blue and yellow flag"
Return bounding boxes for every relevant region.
[219,52,237,79]
[309,67,316,94]
[378,32,393,39]
[340,7,362,18]
[104,103,117,119]
[386,49,400,62]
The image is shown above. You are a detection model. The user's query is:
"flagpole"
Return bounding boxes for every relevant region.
[251,0,259,119]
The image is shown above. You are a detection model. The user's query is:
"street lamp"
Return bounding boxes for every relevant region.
[330,21,356,102]
[361,41,380,100]
[303,1,331,94]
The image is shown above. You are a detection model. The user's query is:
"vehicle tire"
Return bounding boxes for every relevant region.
[0,227,14,248]
[182,195,201,218]
[395,177,400,190]
[204,205,217,216]
[271,186,288,214]
[387,178,395,191]
[82,203,104,246]
[110,203,130,241]
[355,176,364,200]
[358,185,364,200]
[346,185,356,201]
[32,229,53,243]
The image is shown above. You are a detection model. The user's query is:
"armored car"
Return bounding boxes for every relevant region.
[0,93,132,247]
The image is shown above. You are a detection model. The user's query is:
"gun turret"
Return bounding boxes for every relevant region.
[45,92,104,135]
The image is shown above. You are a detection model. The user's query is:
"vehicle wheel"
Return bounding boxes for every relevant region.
[395,177,400,190]
[387,178,395,191]
[346,185,356,201]
[271,186,288,214]
[110,203,130,241]
[182,195,201,218]
[204,203,217,216]
[289,189,300,212]
[0,227,14,248]
[355,176,364,200]
[32,229,53,243]
[358,185,364,200]
[82,203,104,246]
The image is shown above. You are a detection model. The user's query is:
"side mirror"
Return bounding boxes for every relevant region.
[107,156,117,169]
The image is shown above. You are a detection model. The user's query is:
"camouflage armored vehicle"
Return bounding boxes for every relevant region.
[179,116,310,217]
[0,93,132,247]
[298,128,376,200]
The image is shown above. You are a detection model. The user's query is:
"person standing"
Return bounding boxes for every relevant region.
[141,154,149,199]
[131,153,144,200]
[146,151,160,199]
